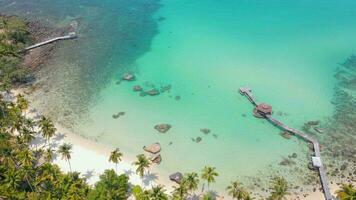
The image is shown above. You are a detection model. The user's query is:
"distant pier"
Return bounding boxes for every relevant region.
[239,87,335,200]
[20,32,77,52]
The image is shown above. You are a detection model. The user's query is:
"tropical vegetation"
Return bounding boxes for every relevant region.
[336,184,356,200]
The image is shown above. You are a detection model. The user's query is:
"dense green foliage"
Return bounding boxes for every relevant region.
[88,170,129,200]
[267,177,290,200]
[0,16,30,91]
[336,184,356,200]
[0,95,129,199]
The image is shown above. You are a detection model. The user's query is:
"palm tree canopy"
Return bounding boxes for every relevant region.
[226,181,250,200]
[58,143,72,161]
[201,166,218,185]
[183,172,199,192]
[109,148,123,164]
[38,116,56,142]
[268,176,290,200]
[171,182,188,200]
[16,94,28,112]
[133,154,150,177]
[149,185,168,200]
[336,184,356,200]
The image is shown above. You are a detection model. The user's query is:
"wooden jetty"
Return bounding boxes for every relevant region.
[20,32,77,52]
[239,87,335,200]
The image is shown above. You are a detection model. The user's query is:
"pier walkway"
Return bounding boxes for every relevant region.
[20,32,77,52]
[239,87,335,200]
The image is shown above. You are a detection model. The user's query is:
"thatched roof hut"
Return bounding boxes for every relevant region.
[253,103,272,117]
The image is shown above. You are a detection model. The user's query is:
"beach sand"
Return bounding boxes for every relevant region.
[11,89,172,190]
[10,89,341,200]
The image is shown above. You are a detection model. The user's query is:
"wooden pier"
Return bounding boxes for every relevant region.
[239,87,335,200]
[20,32,77,52]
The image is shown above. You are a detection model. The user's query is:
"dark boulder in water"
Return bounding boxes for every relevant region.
[146,89,160,96]
[279,157,295,166]
[169,172,183,184]
[139,91,147,97]
[122,73,135,81]
[154,124,171,133]
[133,85,143,92]
[112,112,125,119]
[200,128,211,134]
[306,120,320,126]
[195,136,202,143]
[281,131,292,139]
[160,84,172,93]
[175,95,181,101]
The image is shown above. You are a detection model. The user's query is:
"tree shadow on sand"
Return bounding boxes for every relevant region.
[142,172,158,187]
[82,170,95,180]
[124,169,134,177]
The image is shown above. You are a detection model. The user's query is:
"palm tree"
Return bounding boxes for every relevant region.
[58,143,73,172]
[336,184,356,200]
[268,176,289,200]
[201,166,218,191]
[38,116,56,146]
[19,149,35,166]
[44,147,54,162]
[226,181,250,200]
[3,168,21,189]
[133,154,150,178]
[108,148,123,173]
[184,172,199,194]
[149,185,168,200]
[16,94,28,115]
[172,181,188,200]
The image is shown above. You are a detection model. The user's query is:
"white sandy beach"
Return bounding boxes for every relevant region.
[9,89,341,200]
[10,89,171,190]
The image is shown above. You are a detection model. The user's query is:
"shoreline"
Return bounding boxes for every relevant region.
[11,88,174,190]
[13,87,341,200]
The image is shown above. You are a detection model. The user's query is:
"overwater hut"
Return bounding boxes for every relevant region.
[253,103,273,117]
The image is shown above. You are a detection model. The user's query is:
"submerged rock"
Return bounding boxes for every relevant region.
[112,112,125,119]
[122,73,135,81]
[195,136,202,143]
[160,84,172,93]
[279,158,296,166]
[139,91,147,97]
[200,128,211,134]
[281,131,292,139]
[133,85,143,92]
[175,95,181,101]
[146,89,160,96]
[169,172,183,184]
[143,143,161,154]
[288,153,298,159]
[314,127,324,133]
[306,120,320,126]
[154,124,172,133]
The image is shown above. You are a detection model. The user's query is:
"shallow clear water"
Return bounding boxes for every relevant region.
[2,0,356,194]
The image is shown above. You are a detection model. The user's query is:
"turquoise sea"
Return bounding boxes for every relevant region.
[1,0,356,196]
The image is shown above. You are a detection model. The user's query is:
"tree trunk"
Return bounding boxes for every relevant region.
[67,159,72,172]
